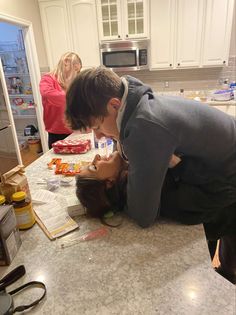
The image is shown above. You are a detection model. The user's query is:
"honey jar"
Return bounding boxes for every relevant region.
[11,191,35,229]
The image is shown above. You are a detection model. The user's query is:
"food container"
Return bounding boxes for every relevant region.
[0,204,22,265]
[11,191,35,230]
[212,90,232,101]
[52,139,91,154]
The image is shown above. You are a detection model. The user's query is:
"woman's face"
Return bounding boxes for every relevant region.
[79,151,124,181]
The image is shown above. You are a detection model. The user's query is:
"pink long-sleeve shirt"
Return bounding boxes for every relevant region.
[39,74,72,134]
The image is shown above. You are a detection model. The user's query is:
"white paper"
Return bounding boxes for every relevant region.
[32,190,78,238]
[31,189,56,204]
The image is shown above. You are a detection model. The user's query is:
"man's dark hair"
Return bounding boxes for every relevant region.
[66,66,124,131]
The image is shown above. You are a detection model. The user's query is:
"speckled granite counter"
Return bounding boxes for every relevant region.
[0,134,235,315]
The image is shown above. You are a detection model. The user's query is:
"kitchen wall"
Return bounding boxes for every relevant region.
[0,0,48,69]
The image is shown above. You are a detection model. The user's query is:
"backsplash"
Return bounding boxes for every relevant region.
[40,55,236,94]
[118,55,236,93]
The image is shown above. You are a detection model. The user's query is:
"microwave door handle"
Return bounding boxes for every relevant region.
[136,49,139,69]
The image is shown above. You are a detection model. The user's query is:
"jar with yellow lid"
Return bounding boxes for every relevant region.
[0,195,6,206]
[11,191,35,229]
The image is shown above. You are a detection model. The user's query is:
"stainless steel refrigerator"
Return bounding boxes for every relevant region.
[0,21,48,170]
[0,60,21,175]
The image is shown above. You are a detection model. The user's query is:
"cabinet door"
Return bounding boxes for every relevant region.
[123,0,149,39]
[176,0,204,68]
[150,0,175,69]
[68,0,100,68]
[96,0,122,40]
[202,0,234,66]
[213,105,236,117]
[39,0,72,70]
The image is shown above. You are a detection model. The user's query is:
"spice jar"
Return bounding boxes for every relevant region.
[11,191,35,229]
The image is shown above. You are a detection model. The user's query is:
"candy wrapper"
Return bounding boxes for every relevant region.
[47,159,90,176]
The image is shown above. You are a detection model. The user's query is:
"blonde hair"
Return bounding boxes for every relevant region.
[51,52,82,89]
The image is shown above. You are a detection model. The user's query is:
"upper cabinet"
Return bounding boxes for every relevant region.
[150,0,235,70]
[96,0,149,41]
[38,0,72,69]
[38,0,100,70]
[67,0,100,68]
[175,0,204,68]
[202,0,234,66]
[39,0,234,71]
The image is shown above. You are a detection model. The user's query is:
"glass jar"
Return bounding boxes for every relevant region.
[0,194,6,206]
[11,191,35,230]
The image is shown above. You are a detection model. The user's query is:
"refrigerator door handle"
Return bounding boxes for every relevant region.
[0,58,22,165]
[0,126,9,131]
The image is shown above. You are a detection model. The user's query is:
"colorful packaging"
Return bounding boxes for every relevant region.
[52,139,91,154]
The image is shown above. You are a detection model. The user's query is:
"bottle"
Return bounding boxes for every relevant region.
[230,81,236,89]
[0,195,6,206]
[11,191,35,230]
[98,137,108,157]
[179,88,185,97]
[222,79,229,90]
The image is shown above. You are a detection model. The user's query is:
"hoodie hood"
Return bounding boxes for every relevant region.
[120,75,153,141]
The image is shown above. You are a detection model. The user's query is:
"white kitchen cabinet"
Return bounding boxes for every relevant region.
[176,0,204,68]
[150,0,175,69]
[96,0,149,41]
[38,0,100,70]
[202,0,234,67]
[67,0,100,69]
[150,0,204,70]
[212,104,236,117]
[38,0,72,70]
[150,0,234,70]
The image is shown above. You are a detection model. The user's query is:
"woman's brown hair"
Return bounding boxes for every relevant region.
[76,170,127,218]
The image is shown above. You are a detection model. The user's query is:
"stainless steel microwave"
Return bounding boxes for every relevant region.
[100,40,149,71]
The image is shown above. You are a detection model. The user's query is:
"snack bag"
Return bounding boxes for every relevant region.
[0,166,31,202]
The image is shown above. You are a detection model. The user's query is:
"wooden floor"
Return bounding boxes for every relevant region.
[212,241,220,268]
[21,147,42,167]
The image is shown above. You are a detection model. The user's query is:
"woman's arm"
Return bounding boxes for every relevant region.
[39,74,65,104]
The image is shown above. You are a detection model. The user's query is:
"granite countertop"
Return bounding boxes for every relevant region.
[0,134,235,314]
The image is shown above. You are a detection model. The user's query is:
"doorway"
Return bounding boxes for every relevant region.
[0,13,47,168]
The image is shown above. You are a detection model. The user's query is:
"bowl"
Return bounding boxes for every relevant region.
[212,90,232,101]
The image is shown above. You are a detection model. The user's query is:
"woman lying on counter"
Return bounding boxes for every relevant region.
[76,151,236,284]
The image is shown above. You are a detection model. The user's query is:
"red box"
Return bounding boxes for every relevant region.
[52,139,91,154]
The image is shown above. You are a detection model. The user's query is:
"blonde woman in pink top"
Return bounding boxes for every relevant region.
[39,52,82,149]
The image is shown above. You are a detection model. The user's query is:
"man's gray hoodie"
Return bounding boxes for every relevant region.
[120,76,236,229]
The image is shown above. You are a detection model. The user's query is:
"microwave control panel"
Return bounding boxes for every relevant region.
[139,49,147,66]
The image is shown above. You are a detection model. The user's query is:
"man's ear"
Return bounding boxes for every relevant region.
[107,98,121,112]
[105,179,115,188]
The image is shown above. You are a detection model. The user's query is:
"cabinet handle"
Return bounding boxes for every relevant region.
[223,60,226,64]
[177,63,180,66]
[118,35,120,38]
[169,64,172,67]
[126,34,128,38]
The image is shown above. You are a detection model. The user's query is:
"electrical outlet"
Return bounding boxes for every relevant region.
[218,78,224,85]
[164,81,169,88]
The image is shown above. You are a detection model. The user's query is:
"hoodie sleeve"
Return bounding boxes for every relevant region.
[123,118,177,228]
[39,74,65,105]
